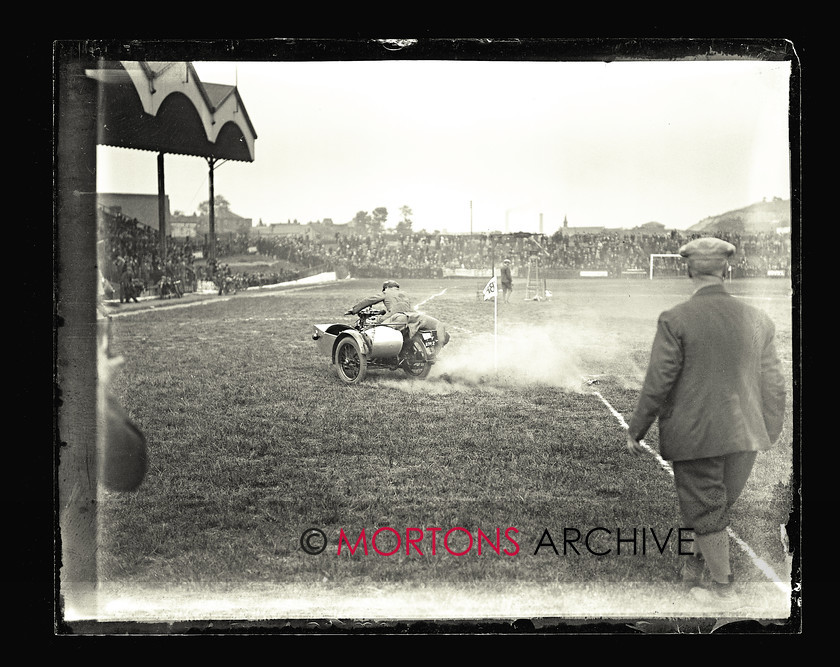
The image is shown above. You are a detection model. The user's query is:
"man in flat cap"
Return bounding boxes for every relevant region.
[347,280,450,353]
[626,236,786,609]
[500,259,514,303]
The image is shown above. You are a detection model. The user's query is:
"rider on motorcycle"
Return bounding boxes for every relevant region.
[346,280,450,353]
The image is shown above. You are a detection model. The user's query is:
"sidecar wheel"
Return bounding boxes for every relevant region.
[335,337,368,384]
[403,335,431,379]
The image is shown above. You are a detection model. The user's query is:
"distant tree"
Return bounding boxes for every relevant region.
[371,207,388,234]
[350,210,372,234]
[396,205,413,234]
[198,195,232,216]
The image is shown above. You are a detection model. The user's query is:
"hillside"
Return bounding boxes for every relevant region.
[688,198,790,234]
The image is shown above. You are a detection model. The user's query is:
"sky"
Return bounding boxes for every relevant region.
[96,57,793,236]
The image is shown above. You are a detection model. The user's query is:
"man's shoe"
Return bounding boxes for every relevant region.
[678,554,705,587]
[711,580,738,600]
[690,575,742,610]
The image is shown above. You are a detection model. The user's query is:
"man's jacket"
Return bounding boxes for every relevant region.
[501,266,513,287]
[351,289,413,316]
[351,289,423,337]
[627,284,786,461]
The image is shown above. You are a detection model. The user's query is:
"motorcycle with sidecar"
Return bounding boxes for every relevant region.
[312,307,439,384]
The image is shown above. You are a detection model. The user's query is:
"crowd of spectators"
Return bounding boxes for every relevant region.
[320,228,791,279]
[98,205,792,301]
[98,207,322,299]
[99,207,198,295]
[196,260,301,294]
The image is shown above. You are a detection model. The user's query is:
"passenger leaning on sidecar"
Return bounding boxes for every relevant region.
[346,280,450,353]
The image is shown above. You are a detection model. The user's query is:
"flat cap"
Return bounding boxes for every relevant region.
[678,237,736,259]
[678,237,736,277]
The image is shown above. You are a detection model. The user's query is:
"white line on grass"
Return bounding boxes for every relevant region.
[105,282,335,318]
[592,390,790,594]
[414,288,448,309]
[593,391,674,476]
[106,297,232,318]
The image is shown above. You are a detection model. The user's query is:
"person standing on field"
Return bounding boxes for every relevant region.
[625,236,786,608]
[500,258,513,303]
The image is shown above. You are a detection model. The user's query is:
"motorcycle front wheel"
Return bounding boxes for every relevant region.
[402,334,431,379]
[335,337,368,384]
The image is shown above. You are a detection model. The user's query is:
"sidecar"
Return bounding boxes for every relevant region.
[312,309,437,384]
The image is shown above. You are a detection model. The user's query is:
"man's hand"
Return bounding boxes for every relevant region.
[626,433,647,455]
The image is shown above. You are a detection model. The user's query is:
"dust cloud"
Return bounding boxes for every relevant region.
[388,321,649,394]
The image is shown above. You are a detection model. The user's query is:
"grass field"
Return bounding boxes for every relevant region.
[89,275,796,626]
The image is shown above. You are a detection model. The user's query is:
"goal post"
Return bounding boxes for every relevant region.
[649,254,683,280]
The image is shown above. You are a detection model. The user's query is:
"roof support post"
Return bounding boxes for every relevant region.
[157,152,167,261]
[207,157,216,262]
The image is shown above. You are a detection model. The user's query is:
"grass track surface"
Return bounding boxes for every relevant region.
[89,277,796,624]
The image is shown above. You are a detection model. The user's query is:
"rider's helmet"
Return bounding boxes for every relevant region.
[382,280,400,291]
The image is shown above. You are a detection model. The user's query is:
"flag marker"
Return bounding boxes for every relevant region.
[482,276,498,373]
